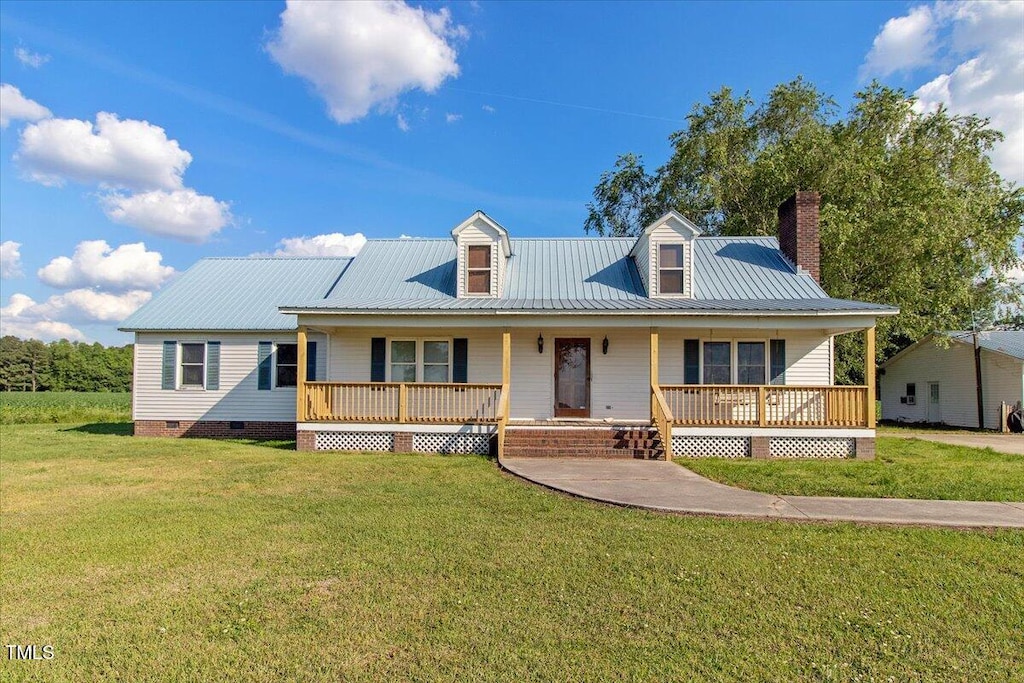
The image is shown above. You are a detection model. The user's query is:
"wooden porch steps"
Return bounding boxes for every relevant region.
[503,427,665,460]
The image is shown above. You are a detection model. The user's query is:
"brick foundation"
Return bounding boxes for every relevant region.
[296,430,316,451]
[855,437,876,460]
[134,420,295,440]
[393,432,413,453]
[750,436,771,459]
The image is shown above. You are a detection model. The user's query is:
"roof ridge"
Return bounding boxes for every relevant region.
[198,256,355,261]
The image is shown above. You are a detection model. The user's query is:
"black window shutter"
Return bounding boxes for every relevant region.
[306,341,317,382]
[683,339,700,385]
[161,341,176,390]
[452,338,468,383]
[370,337,386,382]
[258,342,272,390]
[206,341,221,390]
[770,339,786,385]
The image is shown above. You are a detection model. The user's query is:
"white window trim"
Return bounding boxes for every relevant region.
[178,341,206,391]
[464,244,495,298]
[697,338,773,386]
[275,341,299,389]
[386,338,453,383]
[657,243,687,297]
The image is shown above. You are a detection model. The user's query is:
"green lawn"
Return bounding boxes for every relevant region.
[0,391,131,425]
[1,424,1022,681]
[679,437,1024,502]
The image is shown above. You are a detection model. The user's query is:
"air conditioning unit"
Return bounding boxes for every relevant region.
[906,396,916,405]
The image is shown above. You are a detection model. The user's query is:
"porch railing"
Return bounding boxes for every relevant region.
[651,384,674,460]
[302,382,504,423]
[661,385,869,428]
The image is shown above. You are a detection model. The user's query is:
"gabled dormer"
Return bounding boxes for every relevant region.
[451,211,512,297]
[629,210,701,298]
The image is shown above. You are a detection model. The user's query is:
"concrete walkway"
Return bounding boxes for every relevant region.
[883,431,1024,455]
[501,458,1024,529]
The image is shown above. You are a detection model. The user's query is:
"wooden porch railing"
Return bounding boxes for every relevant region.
[661,385,870,428]
[651,384,674,460]
[302,382,504,423]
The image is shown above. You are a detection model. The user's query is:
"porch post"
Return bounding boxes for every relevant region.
[865,325,876,429]
[296,326,308,422]
[649,328,659,388]
[502,329,511,389]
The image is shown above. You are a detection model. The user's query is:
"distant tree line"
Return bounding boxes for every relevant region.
[0,336,133,392]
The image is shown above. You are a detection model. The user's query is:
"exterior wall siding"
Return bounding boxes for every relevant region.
[455,222,504,297]
[647,224,694,298]
[633,234,650,295]
[881,339,1024,428]
[133,331,326,421]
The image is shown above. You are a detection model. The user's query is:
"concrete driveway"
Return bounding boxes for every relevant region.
[884,431,1024,455]
[500,458,1024,529]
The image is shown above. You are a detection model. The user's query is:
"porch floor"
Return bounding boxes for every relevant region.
[500,458,1024,528]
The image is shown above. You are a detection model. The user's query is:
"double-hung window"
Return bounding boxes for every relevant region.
[390,340,417,382]
[276,343,298,387]
[703,341,732,385]
[467,245,492,294]
[422,341,450,382]
[736,342,766,385]
[389,339,451,382]
[658,244,684,295]
[180,343,206,388]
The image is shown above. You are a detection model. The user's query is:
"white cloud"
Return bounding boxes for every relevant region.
[38,240,175,292]
[861,5,938,78]
[269,232,367,257]
[16,112,192,190]
[396,113,410,132]
[0,83,52,129]
[482,104,495,113]
[15,48,50,69]
[101,189,232,243]
[0,293,85,341]
[267,0,465,124]
[2,288,150,328]
[445,112,462,124]
[0,241,23,278]
[862,1,1024,185]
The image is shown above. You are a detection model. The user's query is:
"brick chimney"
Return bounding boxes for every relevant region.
[778,191,820,283]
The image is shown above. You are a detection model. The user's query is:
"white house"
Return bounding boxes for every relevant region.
[880,330,1024,429]
[121,192,897,459]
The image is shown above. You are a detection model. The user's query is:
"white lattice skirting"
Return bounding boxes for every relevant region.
[770,437,855,459]
[316,431,394,452]
[413,433,493,455]
[674,436,750,458]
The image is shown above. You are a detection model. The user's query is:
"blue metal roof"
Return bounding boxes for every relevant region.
[120,258,350,331]
[949,330,1024,360]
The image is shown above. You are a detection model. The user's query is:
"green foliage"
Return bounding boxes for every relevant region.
[2,424,1022,681]
[585,78,1024,382]
[0,336,133,392]
[680,437,1024,501]
[0,391,131,424]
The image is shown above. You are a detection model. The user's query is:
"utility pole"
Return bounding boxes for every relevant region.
[973,330,985,429]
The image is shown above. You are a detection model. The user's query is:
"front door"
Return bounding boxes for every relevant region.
[927,382,941,423]
[554,338,590,417]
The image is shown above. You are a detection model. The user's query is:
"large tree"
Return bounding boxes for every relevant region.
[585,79,1023,383]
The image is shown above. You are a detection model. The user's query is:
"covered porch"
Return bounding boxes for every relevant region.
[294,320,877,459]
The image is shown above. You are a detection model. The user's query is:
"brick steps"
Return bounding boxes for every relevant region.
[504,427,664,460]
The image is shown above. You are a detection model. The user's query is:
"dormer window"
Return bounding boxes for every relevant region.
[659,244,684,294]
[467,245,492,294]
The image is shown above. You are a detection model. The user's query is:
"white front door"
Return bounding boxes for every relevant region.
[927,382,941,423]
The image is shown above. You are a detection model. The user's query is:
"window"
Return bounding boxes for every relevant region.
[703,341,732,384]
[423,340,450,382]
[276,343,297,387]
[906,383,916,398]
[467,245,492,294]
[388,339,451,382]
[390,340,417,382]
[658,244,684,294]
[737,342,766,385]
[180,343,205,388]
[930,383,940,403]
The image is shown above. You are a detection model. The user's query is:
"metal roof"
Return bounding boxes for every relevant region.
[120,258,350,331]
[949,330,1024,360]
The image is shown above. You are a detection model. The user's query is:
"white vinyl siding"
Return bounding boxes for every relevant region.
[133,332,327,421]
[633,233,651,295]
[881,339,1024,428]
[647,224,693,298]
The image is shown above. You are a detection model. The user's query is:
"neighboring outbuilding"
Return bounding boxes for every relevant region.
[880,330,1024,430]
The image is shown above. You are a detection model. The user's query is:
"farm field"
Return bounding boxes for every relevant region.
[0,392,131,425]
[1,423,1022,681]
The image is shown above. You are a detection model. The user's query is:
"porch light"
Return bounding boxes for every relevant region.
[602,336,609,355]
[537,333,544,354]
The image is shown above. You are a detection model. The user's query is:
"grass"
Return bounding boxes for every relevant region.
[0,391,131,425]
[679,437,1024,501]
[1,424,1023,681]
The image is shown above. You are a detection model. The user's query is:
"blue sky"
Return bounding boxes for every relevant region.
[1,1,1021,344]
